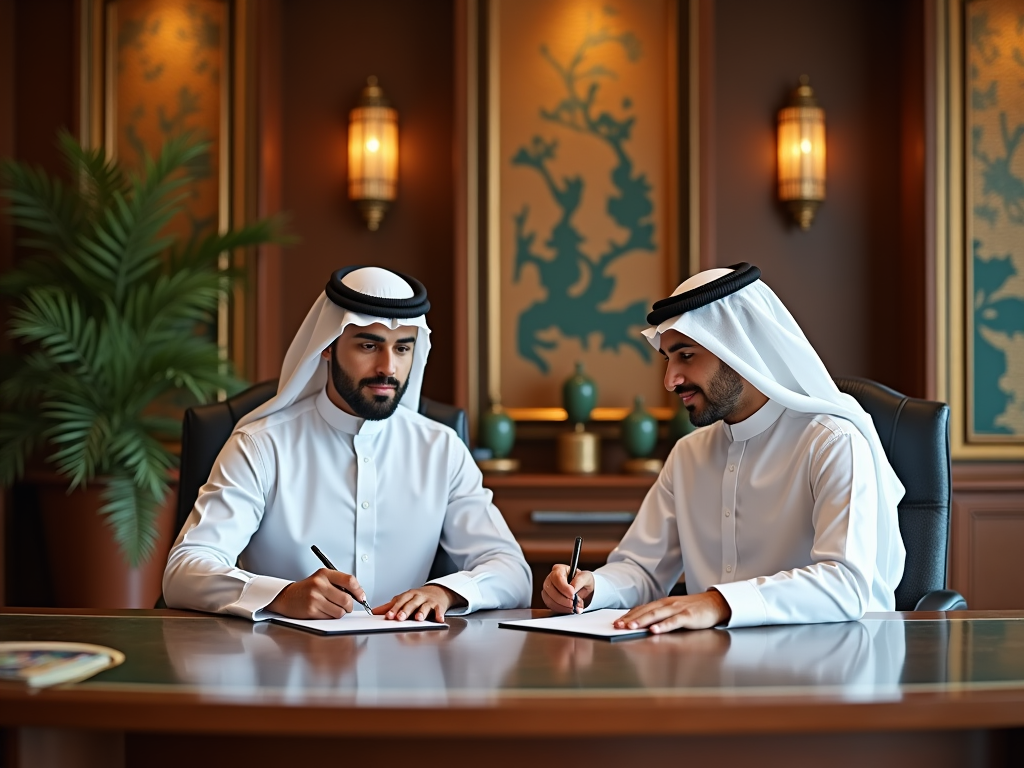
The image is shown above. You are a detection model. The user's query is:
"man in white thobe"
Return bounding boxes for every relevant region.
[542,263,906,631]
[164,266,532,622]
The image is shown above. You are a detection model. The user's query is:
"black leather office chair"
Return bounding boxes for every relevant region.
[170,380,466,595]
[834,377,965,612]
[670,378,966,612]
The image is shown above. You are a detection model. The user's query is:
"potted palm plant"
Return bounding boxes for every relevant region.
[0,132,284,607]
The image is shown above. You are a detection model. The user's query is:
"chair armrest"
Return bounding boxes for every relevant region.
[913,589,968,611]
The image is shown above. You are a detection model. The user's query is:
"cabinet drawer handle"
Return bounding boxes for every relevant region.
[531,511,636,524]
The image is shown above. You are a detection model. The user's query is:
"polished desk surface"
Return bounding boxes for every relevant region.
[1,609,1024,737]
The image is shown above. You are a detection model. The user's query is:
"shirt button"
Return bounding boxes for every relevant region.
[728,464,736,472]
[724,510,731,518]
[361,554,369,562]
[726,565,733,573]
[361,501,369,509]
[363,457,370,463]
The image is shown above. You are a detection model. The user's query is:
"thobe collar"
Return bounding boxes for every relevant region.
[315,388,386,436]
[723,398,786,442]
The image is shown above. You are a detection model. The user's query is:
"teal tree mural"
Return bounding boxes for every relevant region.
[511,10,655,374]
[968,5,1024,437]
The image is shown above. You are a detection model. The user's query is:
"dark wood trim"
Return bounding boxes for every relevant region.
[254,0,284,382]
[923,0,939,401]
[2,676,1024,736]
[0,607,203,617]
[897,0,928,399]
[484,473,657,490]
[697,0,715,269]
[0,0,15,275]
[452,0,473,416]
[1,0,15,609]
[952,461,1024,491]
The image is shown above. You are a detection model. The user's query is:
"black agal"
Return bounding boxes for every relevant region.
[646,263,761,325]
[325,266,430,318]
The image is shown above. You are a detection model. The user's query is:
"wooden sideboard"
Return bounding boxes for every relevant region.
[487,463,1024,610]
[484,473,656,606]
[949,462,1024,610]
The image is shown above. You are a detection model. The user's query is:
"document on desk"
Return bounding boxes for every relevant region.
[498,609,650,642]
[270,614,448,636]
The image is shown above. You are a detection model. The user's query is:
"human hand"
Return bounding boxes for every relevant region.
[613,590,731,634]
[541,564,595,614]
[267,568,367,619]
[374,585,463,622]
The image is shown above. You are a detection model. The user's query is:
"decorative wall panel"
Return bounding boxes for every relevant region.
[487,0,679,420]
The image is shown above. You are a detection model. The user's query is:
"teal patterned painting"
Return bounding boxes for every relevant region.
[967,0,1024,441]
[495,0,676,415]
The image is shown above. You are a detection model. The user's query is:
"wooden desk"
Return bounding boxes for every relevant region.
[1,609,1023,768]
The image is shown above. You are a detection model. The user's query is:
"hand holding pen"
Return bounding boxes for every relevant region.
[540,537,594,614]
[568,536,583,614]
[310,545,373,615]
[265,545,373,619]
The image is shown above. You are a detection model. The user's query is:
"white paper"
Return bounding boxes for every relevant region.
[271,614,448,635]
[499,609,650,640]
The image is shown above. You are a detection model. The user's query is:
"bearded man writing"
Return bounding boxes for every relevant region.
[542,264,906,632]
[164,266,531,622]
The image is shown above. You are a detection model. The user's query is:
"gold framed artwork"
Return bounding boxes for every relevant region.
[484,0,681,422]
[79,0,256,379]
[937,0,1024,459]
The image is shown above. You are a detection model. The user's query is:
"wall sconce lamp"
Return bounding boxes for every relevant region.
[777,75,825,230]
[348,76,398,231]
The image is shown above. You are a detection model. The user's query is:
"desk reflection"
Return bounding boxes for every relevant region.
[502,619,907,698]
[162,616,528,703]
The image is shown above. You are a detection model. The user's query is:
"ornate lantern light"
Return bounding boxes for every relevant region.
[348,76,398,231]
[777,75,826,230]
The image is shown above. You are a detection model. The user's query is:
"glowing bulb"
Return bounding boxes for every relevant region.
[800,139,812,154]
[366,137,380,153]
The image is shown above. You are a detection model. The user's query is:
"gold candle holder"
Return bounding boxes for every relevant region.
[557,423,600,474]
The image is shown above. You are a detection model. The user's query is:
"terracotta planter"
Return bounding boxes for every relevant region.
[32,473,178,608]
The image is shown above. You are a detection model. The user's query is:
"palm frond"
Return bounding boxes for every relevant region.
[172,214,293,272]
[0,160,84,258]
[1,130,287,565]
[109,428,176,499]
[0,410,45,486]
[100,473,166,567]
[57,129,129,215]
[8,289,98,374]
[42,399,111,489]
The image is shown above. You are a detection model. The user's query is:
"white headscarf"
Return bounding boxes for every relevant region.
[643,267,906,582]
[235,267,432,430]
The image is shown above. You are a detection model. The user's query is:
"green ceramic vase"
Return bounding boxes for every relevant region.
[479,405,516,459]
[668,402,695,443]
[563,362,597,425]
[622,396,658,459]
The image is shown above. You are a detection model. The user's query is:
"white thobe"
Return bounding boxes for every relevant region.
[588,399,904,627]
[163,389,532,619]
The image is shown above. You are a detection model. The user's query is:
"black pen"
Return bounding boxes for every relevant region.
[310,545,373,615]
[567,536,583,614]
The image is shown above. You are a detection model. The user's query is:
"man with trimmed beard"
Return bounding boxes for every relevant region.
[542,264,906,631]
[164,266,531,622]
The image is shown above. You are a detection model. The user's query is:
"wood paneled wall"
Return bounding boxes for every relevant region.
[275,0,456,403]
[712,0,926,395]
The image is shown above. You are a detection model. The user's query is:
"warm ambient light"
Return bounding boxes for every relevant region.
[778,75,826,230]
[348,76,398,231]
